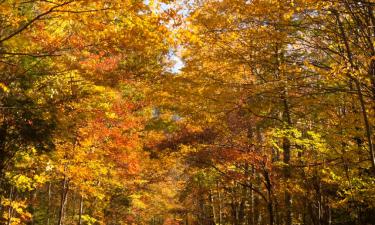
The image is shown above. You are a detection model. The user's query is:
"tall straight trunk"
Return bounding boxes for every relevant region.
[239,190,246,225]
[0,123,8,181]
[264,170,274,225]
[275,199,282,225]
[217,181,223,225]
[57,176,69,225]
[282,92,293,225]
[71,192,76,222]
[231,191,239,225]
[249,180,254,225]
[198,181,205,225]
[6,186,14,225]
[274,20,293,223]
[185,213,189,225]
[369,59,375,101]
[47,182,52,225]
[318,181,322,225]
[209,190,217,225]
[78,195,83,225]
[250,165,259,225]
[253,186,262,225]
[256,203,262,225]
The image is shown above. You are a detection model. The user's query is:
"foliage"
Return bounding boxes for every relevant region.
[1,0,374,224]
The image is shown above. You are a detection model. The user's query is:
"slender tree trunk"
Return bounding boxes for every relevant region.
[327,205,331,225]
[369,59,375,102]
[0,123,8,181]
[275,199,281,225]
[231,193,238,225]
[210,189,217,225]
[264,170,274,225]
[7,186,14,225]
[57,176,69,225]
[239,190,246,225]
[198,180,205,225]
[78,195,83,225]
[217,181,223,225]
[47,182,52,225]
[249,181,254,225]
[282,93,293,225]
[274,26,293,224]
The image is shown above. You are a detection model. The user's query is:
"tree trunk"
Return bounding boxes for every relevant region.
[264,170,274,225]
[78,195,83,225]
[282,94,293,225]
[209,189,217,225]
[0,123,8,180]
[47,182,52,225]
[57,176,69,225]
[217,181,223,225]
[6,186,14,225]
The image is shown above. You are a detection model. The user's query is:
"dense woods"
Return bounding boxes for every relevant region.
[0,0,374,224]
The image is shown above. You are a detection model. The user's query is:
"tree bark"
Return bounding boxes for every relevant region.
[6,186,14,225]
[57,176,69,225]
[282,91,293,225]
[78,194,83,225]
[47,182,52,225]
[217,181,222,225]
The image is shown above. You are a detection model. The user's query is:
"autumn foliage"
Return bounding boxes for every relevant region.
[1,0,375,225]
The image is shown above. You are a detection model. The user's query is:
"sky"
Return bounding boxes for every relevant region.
[144,0,185,74]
